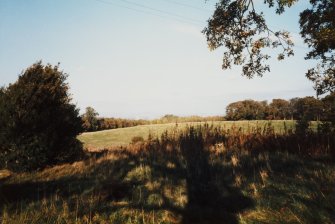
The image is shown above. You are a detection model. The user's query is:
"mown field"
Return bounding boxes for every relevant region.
[78,120,298,150]
[1,121,334,224]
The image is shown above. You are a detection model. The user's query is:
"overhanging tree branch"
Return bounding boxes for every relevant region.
[205,0,334,95]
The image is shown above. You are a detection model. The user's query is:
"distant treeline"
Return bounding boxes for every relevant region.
[82,110,225,132]
[98,115,224,130]
[95,118,147,130]
[150,114,225,124]
[226,94,335,121]
[81,93,334,132]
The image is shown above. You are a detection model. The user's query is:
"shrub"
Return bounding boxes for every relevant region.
[131,136,144,144]
[0,62,84,171]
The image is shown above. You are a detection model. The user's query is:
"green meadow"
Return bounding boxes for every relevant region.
[1,123,334,223]
[78,120,297,149]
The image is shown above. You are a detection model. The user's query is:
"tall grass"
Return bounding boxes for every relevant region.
[1,123,334,223]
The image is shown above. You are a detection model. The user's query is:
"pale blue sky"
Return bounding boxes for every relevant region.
[0,0,316,119]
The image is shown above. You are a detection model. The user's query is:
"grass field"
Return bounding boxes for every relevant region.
[0,121,335,224]
[1,124,334,223]
[78,120,297,149]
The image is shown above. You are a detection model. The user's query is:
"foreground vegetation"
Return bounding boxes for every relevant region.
[1,124,334,223]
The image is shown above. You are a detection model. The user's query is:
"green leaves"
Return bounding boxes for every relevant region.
[263,0,299,14]
[82,107,100,132]
[0,62,83,171]
[204,0,294,78]
[206,0,334,96]
[300,0,335,95]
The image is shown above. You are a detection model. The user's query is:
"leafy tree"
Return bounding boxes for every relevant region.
[0,87,11,149]
[82,106,99,131]
[288,97,300,120]
[294,96,323,121]
[225,97,326,122]
[161,114,179,123]
[226,99,267,120]
[318,92,335,132]
[300,0,335,95]
[321,92,335,122]
[0,62,83,171]
[204,0,334,95]
[290,96,323,134]
[268,99,290,120]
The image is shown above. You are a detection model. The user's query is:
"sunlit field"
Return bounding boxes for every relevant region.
[78,120,300,150]
[1,123,333,223]
[1,0,335,222]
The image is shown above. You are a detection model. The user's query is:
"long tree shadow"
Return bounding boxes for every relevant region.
[0,130,254,223]
[180,127,254,224]
[2,125,334,222]
[0,150,136,210]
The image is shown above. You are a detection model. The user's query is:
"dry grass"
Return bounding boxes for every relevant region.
[1,124,334,223]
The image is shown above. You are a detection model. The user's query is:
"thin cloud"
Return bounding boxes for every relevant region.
[171,23,205,40]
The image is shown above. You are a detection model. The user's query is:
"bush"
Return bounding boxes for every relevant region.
[131,136,144,144]
[295,118,310,135]
[0,62,84,171]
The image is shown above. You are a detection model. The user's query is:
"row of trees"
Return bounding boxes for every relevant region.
[81,107,147,132]
[225,95,335,121]
[150,114,225,124]
[82,94,334,133]
[81,109,225,132]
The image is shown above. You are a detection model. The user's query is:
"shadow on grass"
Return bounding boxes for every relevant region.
[0,152,134,205]
[179,128,253,224]
[0,127,257,224]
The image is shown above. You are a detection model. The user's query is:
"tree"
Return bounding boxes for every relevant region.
[82,106,99,131]
[300,0,335,95]
[319,92,335,132]
[161,114,179,123]
[295,96,323,121]
[291,96,323,134]
[204,0,334,95]
[0,62,83,171]
[288,97,301,120]
[268,99,290,120]
[226,99,267,120]
[321,92,335,122]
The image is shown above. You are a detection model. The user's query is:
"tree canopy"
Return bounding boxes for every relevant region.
[82,106,99,132]
[204,0,334,95]
[0,62,83,171]
[225,96,331,121]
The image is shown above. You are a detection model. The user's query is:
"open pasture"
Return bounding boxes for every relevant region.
[78,120,298,150]
[1,125,334,223]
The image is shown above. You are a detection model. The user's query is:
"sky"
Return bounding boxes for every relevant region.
[0,0,316,119]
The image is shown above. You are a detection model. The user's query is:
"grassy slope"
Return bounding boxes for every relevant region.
[1,134,334,223]
[78,120,296,149]
[1,121,332,223]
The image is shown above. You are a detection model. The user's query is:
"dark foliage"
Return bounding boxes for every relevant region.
[226,100,267,120]
[82,107,100,132]
[206,0,334,95]
[0,62,84,172]
[204,0,294,78]
[225,95,332,122]
[300,0,335,95]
